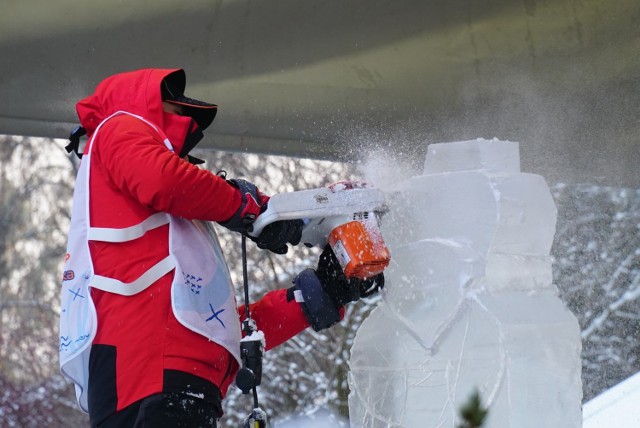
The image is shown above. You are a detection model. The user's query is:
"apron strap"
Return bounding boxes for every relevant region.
[91,255,175,296]
[88,213,170,242]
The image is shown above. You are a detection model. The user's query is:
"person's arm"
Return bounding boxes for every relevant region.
[95,114,240,221]
[240,245,384,350]
[96,115,302,253]
[285,245,384,332]
[239,289,313,351]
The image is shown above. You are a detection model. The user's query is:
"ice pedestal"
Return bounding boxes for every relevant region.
[348,140,582,427]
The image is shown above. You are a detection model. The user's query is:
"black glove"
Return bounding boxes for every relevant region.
[286,246,384,332]
[315,245,385,307]
[249,219,304,255]
[218,178,268,234]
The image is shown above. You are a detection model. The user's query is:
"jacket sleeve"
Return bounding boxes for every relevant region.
[238,285,346,351]
[94,115,241,222]
[239,289,311,352]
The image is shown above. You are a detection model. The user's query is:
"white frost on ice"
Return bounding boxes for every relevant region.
[348,139,583,427]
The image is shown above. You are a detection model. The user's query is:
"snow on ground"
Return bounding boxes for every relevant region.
[583,371,640,428]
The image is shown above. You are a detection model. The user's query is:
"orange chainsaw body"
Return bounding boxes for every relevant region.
[328,220,390,279]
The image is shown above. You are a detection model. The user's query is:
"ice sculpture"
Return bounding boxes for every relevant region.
[348,140,582,427]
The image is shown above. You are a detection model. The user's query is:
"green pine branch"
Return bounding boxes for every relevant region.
[457,389,488,428]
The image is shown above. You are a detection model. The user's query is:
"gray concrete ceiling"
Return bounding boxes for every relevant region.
[1,0,639,186]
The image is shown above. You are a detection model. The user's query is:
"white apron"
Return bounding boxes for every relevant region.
[59,111,241,412]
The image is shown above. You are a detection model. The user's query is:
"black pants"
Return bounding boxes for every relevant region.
[95,392,218,428]
[88,345,223,428]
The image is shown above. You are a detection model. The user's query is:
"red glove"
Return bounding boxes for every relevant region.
[218,178,269,233]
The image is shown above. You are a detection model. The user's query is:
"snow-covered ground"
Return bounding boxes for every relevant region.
[583,371,640,427]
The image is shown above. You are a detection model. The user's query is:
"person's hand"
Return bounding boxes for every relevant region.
[218,178,268,234]
[287,245,385,331]
[218,178,303,254]
[249,219,304,255]
[315,245,385,307]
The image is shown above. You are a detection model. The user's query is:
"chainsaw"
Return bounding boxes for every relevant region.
[249,181,391,279]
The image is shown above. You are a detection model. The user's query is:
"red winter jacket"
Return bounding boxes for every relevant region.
[77,69,310,419]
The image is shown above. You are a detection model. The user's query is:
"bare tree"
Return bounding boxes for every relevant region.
[552,184,640,401]
[0,135,87,426]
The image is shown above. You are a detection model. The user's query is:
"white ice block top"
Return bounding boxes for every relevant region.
[424,139,520,175]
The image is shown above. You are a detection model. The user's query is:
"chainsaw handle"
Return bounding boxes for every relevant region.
[249,202,305,237]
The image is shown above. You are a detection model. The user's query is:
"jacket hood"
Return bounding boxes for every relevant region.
[76,68,211,157]
[77,68,177,136]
